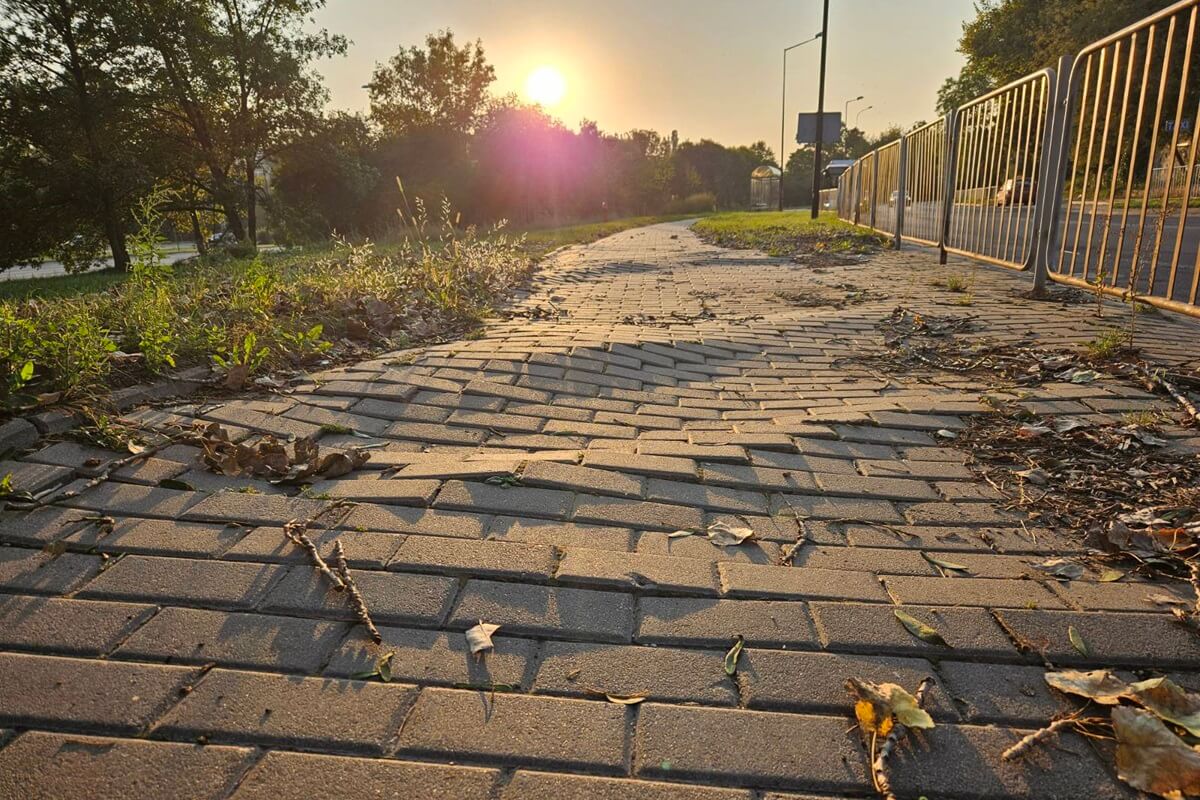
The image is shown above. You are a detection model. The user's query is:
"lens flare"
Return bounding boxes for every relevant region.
[525,66,567,107]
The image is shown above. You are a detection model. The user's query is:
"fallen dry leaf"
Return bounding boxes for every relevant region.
[1126,678,1200,738]
[466,621,500,655]
[1068,625,1090,656]
[604,693,646,705]
[706,521,754,547]
[1043,669,1129,704]
[1112,706,1200,798]
[848,678,936,737]
[1035,558,1085,580]
[894,609,950,647]
[724,635,745,676]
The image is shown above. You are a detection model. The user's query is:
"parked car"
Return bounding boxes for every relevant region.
[995,179,1036,206]
[888,190,912,207]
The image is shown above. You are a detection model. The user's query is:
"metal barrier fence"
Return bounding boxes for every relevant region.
[901,118,947,245]
[1048,0,1200,317]
[833,0,1200,319]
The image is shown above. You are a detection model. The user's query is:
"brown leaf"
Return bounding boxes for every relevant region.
[706,521,754,547]
[1043,669,1129,705]
[1112,706,1200,798]
[465,621,500,655]
[1126,677,1200,738]
[224,363,250,390]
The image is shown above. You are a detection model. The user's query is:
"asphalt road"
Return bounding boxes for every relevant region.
[867,201,1199,303]
[0,248,200,283]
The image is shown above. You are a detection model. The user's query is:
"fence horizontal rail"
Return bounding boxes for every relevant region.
[832,0,1200,320]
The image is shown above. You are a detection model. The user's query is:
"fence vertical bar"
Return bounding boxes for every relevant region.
[939,110,957,264]
[894,135,908,249]
[869,150,879,229]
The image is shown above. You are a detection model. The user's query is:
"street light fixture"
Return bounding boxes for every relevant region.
[778,32,822,211]
[843,96,864,128]
[856,105,875,128]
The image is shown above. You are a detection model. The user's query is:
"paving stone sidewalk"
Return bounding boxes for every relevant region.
[1,220,1199,798]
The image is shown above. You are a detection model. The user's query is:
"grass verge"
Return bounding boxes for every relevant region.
[691,211,888,260]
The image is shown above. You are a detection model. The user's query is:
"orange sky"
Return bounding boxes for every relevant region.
[312,0,976,158]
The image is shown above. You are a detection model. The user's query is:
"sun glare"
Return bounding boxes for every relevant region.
[525,65,567,107]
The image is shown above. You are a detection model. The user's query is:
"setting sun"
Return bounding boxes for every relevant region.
[524,65,566,107]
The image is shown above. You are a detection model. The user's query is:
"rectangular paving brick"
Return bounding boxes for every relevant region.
[116,607,350,672]
[637,442,749,462]
[182,493,330,526]
[883,576,1065,609]
[534,640,738,705]
[323,625,534,688]
[635,704,869,791]
[232,750,499,800]
[384,421,487,445]
[77,555,284,610]
[520,460,644,499]
[502,772,752,800]
[937,661,1077,725]
[556,548,718,594]
[582,450,699,480]
[397,688,627,771]
[0,731,254,800]
[260,565,455,627]
[992,608,1200,668]
[637,597,818,647]
[67,518,247,558]
[487,516,634,551]
[886,724,1128,799]
[645,478,769,515]
[303,478,440,506]
[154,669,417,754]
[740,649,957,720]
[0,595,156,656]
[433,480,575,520]
[63,483,204,520]
[572,495,704,532]
[719,562,890,602]
[341,505,489,538]
[450,580,634,642]
[0,652,198,733]
[388,536,558,580]
[769,493,902,523]
[0,548,102,594]
[810,602,1018,659]
[222,526,404,568]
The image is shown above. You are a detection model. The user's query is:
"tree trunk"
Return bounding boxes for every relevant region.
[190,210,207,256]
[104,206,130,271]
[245,158,257,246]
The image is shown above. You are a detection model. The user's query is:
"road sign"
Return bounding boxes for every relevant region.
[796,112,841,145]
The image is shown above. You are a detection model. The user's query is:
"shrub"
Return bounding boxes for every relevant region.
[665,192,717,214]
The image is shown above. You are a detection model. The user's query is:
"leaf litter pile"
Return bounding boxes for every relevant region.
[838,305,1200,797]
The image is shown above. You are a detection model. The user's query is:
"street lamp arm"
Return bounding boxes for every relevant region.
[784,32,822,53]
[778,31,823,211]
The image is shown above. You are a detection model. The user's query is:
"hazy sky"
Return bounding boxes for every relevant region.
[311,0,976,158]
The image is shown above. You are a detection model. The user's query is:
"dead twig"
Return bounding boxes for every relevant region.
[12,437,179,511]
[1001,716,1096,761]
[333,538,382,643]
[1140,365,1200,427]
[871,676,932,800]
[283,518,344,591]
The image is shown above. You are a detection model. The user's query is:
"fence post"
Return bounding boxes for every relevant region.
[938,111,957,265]
[1031,55,1074,295]
[894,136,907,249]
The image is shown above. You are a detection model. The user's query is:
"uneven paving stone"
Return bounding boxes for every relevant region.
[261,566,456,626]
[182,493,331,526]
[738,649,958,720]
[0,595,157,656]
[63,482,204,519]
[937,660,1078,725]
[533,640,739,705]
[0,547,102,594]
[66,518,248,558]
[521,460,644,498]
[556,548,718,594]
[341,505,489,538]
[488,515,634,551]
[635,704,869,791]
[992,608,1200,668]
[77,555,284,610]
[886,724,1130,800]
[572,495,704,532]
[0,653,199,733]
[397,688,627,771]
[222,525,404,568]
[433,479,575,520]
[388,536,558,580]
[810,602,1018,659]
[116,608,351,672]
[502,771,754,800]
[0,731,254,800]
[450,580,634,642]
[637,597,818,648]
[303,478,441,505]
[323,626,534,688]
[232,750,500,799]
[154,669,417,753]
[719,562,890,602]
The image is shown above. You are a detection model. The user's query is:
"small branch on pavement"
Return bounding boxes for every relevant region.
[1001,716,1089,761]
[334,538,382,643]
[871,676,932,800]
[1139,365,1200,427]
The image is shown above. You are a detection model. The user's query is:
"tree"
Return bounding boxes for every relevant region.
[0,0,154,270]
[367,31,495,136]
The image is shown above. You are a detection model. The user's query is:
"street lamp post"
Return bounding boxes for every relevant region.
[779,33,822,211]
[856,105,875,128]
[843,96,864,128]
[810,0,830,219]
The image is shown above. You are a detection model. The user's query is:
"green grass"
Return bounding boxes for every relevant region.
[0,269,130,301]
[691,211,888,258]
